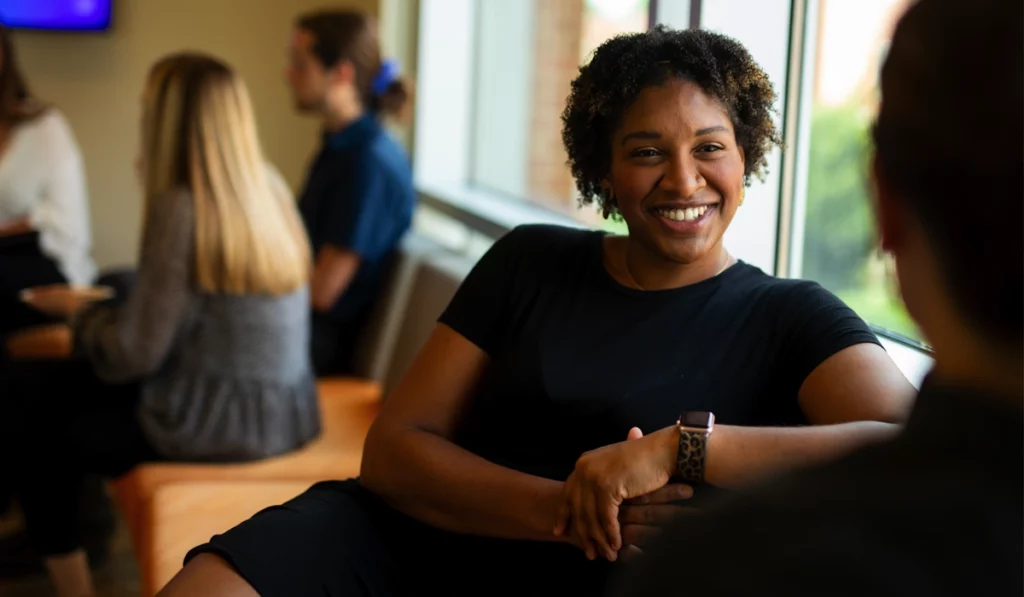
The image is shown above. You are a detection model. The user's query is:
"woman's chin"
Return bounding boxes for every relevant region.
[650,238,717,266]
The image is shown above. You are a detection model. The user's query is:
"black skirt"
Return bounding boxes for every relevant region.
[185,478,619,597]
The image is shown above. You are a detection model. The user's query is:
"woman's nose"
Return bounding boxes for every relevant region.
[660,153,705,198]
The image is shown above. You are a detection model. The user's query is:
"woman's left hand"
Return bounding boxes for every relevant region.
[554,425,678,561]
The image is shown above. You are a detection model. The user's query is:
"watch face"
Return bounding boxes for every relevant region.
[680,411,714,429]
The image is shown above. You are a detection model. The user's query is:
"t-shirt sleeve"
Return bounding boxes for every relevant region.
[438,226,530,355]
[775,282,881,395]
[320,157,399,261]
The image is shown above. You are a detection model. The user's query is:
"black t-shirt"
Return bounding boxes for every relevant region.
[611,375,1024,597]
[439,224,880,487]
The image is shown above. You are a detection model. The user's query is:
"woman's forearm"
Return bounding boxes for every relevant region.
[641,421,899,490]
[703,421,899,488]
[361,425,568,543]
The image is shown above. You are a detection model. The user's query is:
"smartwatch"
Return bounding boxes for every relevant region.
[676,411,715,483]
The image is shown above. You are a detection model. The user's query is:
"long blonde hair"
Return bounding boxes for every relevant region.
[140,52,310,295]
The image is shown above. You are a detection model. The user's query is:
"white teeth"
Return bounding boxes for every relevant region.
[658,205,711,222]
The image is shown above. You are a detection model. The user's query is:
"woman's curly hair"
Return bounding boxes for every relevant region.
[562,26,782,217]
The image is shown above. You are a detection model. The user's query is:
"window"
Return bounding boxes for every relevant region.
[789,0,923,344]
[469,0,648,229]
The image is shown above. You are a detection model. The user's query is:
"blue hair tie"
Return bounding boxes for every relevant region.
[372,59,400,96]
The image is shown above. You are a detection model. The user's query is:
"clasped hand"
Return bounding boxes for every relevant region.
[554,426,692,562]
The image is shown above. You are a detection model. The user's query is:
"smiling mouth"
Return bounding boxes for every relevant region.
[653,205,715,222]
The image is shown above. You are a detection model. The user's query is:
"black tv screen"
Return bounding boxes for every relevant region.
[0,0,113,32]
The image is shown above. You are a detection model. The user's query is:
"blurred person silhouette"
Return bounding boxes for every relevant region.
[0,20,97,577]
[285,9,416,375]
[611,0,1022,595]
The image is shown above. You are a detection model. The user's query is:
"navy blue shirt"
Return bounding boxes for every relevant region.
[298,114,415,324]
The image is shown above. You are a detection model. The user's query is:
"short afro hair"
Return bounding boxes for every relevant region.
[562,26,782,217]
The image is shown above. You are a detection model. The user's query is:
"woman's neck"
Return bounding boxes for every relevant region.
[607,236,733,291]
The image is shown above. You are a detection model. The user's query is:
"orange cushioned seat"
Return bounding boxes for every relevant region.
[111,377,381,596]
[147,480,312,595]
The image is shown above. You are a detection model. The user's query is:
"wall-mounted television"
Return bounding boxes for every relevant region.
[0,0,113,32]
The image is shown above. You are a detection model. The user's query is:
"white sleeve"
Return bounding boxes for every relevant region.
[29,110,96,285]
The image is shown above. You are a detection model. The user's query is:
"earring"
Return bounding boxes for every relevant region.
[739,190,746,206]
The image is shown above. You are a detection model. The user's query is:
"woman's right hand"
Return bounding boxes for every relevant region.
[558,427,693,561]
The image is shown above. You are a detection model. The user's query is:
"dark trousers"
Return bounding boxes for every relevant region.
[1,359,160,555]
[0,233,65,517]
[0,232,65,341]
[311,312,366,376]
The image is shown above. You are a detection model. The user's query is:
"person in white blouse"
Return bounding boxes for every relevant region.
[0,24,95,339]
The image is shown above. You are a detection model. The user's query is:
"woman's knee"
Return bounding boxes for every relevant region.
[158,553,259,597]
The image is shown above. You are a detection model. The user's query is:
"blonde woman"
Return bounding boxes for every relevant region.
[1,53,317,597]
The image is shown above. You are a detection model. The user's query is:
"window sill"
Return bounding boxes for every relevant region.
[417,181,583,241]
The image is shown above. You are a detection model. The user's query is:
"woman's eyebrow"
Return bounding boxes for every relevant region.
[620,130,661,145]
[620,125,730,146]
[695,125,729,136]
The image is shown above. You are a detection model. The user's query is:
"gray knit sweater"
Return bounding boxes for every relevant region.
[74,188,319,461]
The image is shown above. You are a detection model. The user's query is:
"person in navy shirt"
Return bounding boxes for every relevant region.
[285,9,415,374]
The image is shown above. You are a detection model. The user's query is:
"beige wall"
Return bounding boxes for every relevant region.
[378,0,419,150]
[14,0,377,270]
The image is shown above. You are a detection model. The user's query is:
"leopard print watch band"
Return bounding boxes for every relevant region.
[675,411,714,483]
[676,428,709,483]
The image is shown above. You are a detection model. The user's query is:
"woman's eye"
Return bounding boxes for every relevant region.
[630,148,660,158]
[697,144,725,153]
